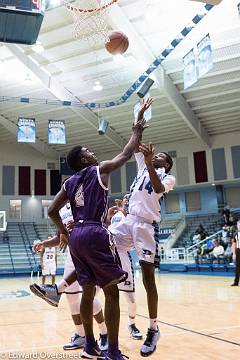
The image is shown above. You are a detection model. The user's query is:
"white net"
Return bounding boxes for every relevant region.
[65,0,118,44]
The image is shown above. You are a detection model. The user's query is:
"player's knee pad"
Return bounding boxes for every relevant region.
[93,297,102,316]
[66,293,81,315]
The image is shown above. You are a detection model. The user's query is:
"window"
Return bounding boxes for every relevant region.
[185,191,201,212]
[42,200,52,219]
[9,200,22,219]
[225,188,240,208]
[110,169,122,194]
[165,193,180,213]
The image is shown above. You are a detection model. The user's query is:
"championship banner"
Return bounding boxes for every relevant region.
[183,48,198,89]
[17,117,36,143]
[197,34,213,78]
[48,120,66,144]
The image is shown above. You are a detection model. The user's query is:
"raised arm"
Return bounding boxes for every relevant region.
[48,188,68,236]
[33,235,60,253]
[99,97,153,184]
[139,143,165,194]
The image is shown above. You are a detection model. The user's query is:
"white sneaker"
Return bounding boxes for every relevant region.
[140,327,160,357]
[63,334,85,350]
[128,324,143,340]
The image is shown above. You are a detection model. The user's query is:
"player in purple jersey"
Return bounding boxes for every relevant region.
[47,98,152,360]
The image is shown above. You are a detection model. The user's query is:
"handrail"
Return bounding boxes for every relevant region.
[187,230,222,252]
[165,217,186,250]
[23,223,38,268]
[18,223,32,267]
[7,230,15,274]
[186,230,222,262]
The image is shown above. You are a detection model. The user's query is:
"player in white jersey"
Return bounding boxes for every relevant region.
[41,246,56,285]
[31,203,108,351]
[108,195,142,340]
[110,143,175,357]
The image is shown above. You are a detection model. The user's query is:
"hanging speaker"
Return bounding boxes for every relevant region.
[98,119,109,135]
[137,78,154,98]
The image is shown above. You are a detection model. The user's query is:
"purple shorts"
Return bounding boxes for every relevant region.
[69,223,127,288]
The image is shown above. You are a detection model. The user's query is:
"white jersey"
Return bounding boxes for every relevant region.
[128,152,175,222]
[235,232,240,249]
[59,203,73,225]
[59,203,73,267]
[42,247,56,263]
[110,211,125,227]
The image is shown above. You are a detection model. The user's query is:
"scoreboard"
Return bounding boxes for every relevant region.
[0,0,45,13]
[0,0,45,44]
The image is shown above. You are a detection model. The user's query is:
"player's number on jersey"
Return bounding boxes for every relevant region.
[46,254,54,260]
[138,176,153,194]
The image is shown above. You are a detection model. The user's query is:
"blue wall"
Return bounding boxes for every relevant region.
[161,186,218,219]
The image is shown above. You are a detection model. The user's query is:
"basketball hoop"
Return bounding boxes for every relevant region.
[65,0,118,44]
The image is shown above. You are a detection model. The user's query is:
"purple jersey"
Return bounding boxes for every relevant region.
[64,165,108,224]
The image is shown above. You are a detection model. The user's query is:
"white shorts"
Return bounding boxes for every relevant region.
[117,250,134,292]
[42,262,56,276]
[110,214,160,267]
[63,249,82,294]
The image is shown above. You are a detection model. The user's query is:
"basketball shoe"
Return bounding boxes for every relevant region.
[63,334,85,350]
[140,327,160,357]
[128,323,143,340]
[81,341,105,359]
[104,350,129,360]
[29,283,61,307]
[99,334,108,351]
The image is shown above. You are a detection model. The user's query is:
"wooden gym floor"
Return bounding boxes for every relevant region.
[0,273,239,359]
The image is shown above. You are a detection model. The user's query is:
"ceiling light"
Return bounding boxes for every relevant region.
[25,74,32,83]
[93,80,103,91]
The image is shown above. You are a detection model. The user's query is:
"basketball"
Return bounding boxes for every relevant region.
[105,31,129,55]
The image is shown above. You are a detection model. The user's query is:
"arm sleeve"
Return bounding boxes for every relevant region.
[134,152,145,175]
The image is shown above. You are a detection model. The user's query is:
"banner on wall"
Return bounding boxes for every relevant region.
[48,120,66,144]
[17,117,36,143]
[183,48,198,89]
[197,34,213,78]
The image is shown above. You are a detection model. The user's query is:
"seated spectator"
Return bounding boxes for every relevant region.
[192,230,201,244]
[221,224,229,244]
[209,239,225,264]
[195,244,213,264]
[223,241,233,264]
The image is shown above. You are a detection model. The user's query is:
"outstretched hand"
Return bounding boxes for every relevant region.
[133,97,153,132]
[33,241,44,253]
[137,97,153,122]
[139,143,155,166]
